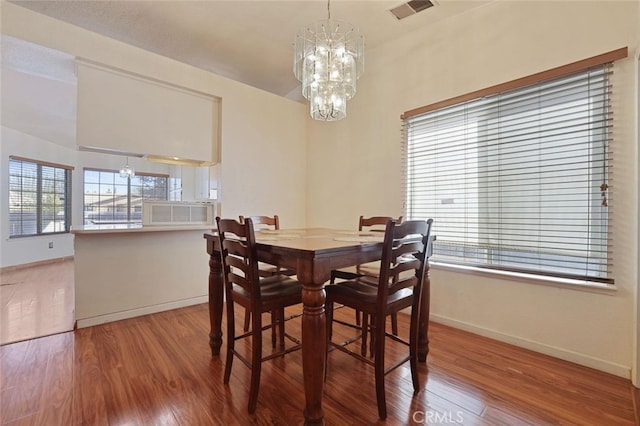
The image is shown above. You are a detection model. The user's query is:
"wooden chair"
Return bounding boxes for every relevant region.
[217,217,302,414]
[325,219,433,419]
[239,214,280,231]
[330,215,403,354]
[239,215,296,333]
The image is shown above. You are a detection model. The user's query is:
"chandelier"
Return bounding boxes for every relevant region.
[119,157,135,178]
[294,0,364,121]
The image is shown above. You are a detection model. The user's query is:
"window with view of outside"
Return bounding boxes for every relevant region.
[403,64,614,283]
[9,157,72,237]
[83,169,168,224]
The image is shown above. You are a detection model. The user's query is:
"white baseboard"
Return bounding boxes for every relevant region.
[76,295,208,329]
[430,314,631,379]
[1,256,74,273]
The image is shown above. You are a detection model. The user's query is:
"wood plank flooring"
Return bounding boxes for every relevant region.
[0,259,74,345]
[1,301,636,425]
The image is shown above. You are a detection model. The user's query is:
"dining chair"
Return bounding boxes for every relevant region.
[239,215,296,335]
[216,217,302,414]
[239,214,280,231]
[330,215,403,355]
[325,218,433,420]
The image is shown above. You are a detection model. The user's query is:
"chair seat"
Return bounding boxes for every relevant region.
[232,276,302,307]
[326,278,414,312]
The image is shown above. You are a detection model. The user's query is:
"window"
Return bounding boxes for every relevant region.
[83,169,168,224]
[9,157,72,237]
[402,49,627,284]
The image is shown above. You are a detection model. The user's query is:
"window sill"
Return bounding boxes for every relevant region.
[430,262,617,295]
[8,231,71,239]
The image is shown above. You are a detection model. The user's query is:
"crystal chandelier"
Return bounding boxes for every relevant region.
[294,0,364,121]
[119,157,135,178]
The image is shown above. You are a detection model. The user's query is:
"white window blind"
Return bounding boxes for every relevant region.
[9,157,73,237]
[402,60,620,284]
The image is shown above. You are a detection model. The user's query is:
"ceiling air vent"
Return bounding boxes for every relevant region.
[390,0,436,20]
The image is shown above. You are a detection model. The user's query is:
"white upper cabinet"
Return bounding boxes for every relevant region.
[76,59,219,164]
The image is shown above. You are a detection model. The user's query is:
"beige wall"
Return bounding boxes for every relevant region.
[4,0,640,379]
[0,2,308,232]
[307,1,639,377]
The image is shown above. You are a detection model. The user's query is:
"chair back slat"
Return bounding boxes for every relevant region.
[389,257,421,278]
[392,240,424,259]
[217,217,261,297]
[226,252,248,271]
[240,215,280,230]
[377,219,433,305]
[359,215,403,232]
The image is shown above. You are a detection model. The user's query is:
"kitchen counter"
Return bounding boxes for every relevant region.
[72,223,213,234]
[73,224,210,328]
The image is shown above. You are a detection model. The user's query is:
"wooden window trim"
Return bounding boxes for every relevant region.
[9,155,74,171]
[401,47,628,120]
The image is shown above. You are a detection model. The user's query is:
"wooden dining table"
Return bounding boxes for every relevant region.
[203,228,431,425]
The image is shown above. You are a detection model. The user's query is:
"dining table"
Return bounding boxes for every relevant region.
[203,227,431,425]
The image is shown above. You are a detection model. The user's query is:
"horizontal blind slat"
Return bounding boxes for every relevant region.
[402,63,613,283]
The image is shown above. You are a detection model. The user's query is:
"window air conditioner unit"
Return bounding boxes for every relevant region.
[142,201,216,226]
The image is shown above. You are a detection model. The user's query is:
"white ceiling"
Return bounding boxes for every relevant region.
[1,36,78,148]
[2,1,490,147]
[8,0,490,100]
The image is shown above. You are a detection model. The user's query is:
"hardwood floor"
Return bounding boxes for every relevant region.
[0,301,636,425]
[0,259,74,345]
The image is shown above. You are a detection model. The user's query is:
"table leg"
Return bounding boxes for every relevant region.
[208,250,224,356]
[301,280,326,425]
[418,261,431,362]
